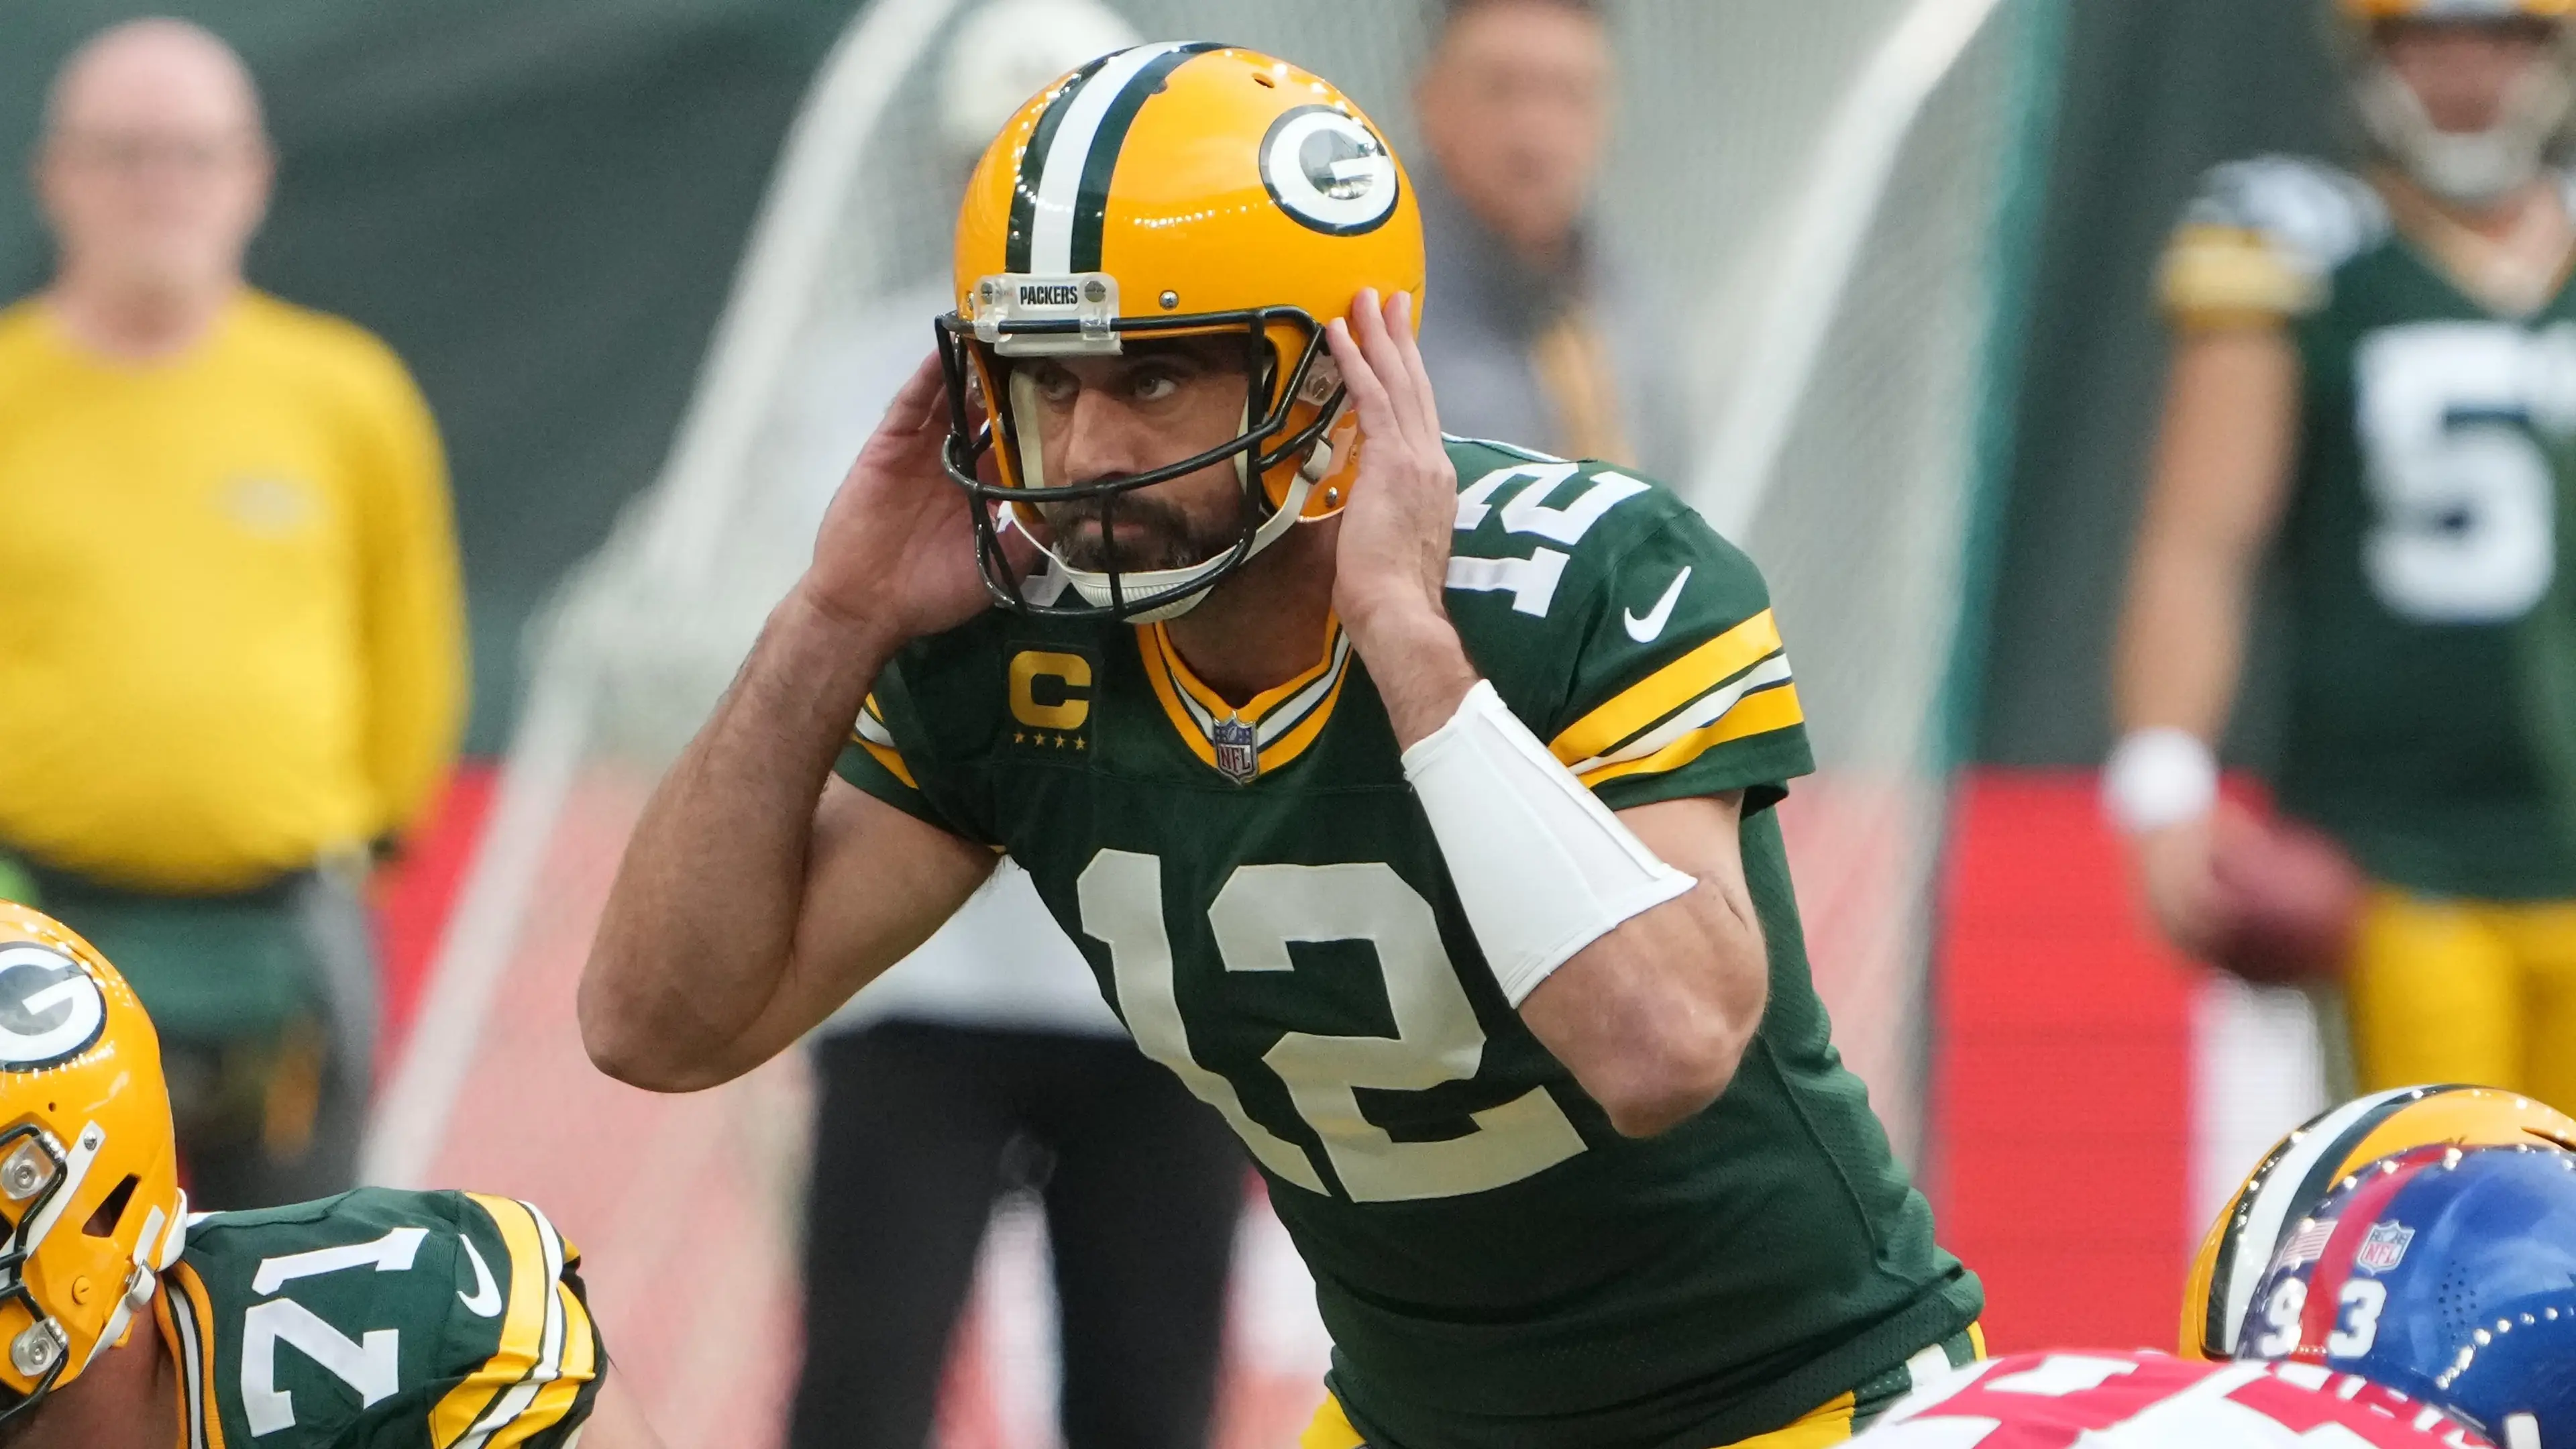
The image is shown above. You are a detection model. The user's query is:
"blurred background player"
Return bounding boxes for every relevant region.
[0,902,659,1449]
[2233,1141,2576,1449]
[0,21,468,1209]
[2110,0,2576,1099]
[1410,0,1688,481]
[777,6,1244,1448]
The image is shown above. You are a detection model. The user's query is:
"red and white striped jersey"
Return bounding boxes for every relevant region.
[1857,1350,2490,1449]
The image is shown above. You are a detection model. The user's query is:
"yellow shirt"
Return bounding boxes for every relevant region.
[0,292,466,891]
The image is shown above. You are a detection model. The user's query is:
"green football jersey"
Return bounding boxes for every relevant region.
[2164,157,2576,900]
[838,439,1981,1449]
[156,1188,602,1449]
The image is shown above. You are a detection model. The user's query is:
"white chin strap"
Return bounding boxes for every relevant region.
[1012,370,1336,623]
[2359,58,2574,209]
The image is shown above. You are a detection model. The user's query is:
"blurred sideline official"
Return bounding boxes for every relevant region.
[0,21,467,1207]
[781,6,1241,1447]
[1411,0,1688,482]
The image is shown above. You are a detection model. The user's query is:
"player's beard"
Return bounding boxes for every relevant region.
[1044,484,1254,574]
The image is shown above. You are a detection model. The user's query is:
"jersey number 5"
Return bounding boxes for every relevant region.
[1079,851,1587,1203]
[241,1227,429,1436]
[2355,321,2568,625]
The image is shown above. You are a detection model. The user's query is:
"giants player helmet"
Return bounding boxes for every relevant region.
[2237,1144,2576,1449]
[2183,1085,2576,1360]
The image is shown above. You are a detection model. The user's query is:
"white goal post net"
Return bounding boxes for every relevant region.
[366,3,2060,1444]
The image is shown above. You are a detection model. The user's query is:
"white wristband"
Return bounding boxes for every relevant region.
[2102,727,2219,835]
[1401,680,1697,1005]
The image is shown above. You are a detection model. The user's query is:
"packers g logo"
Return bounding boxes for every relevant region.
[0,946,105,1071]
[1260,105,1400,237]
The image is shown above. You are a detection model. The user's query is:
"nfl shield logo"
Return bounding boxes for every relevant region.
[2355,1220,2415,1275]
[1214,717,1260,786]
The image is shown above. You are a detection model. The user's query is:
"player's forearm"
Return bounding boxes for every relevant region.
[580,585,897,1087]
[1519,857,1768,1138]
[2113,537,2255,740]
[1346,602,1482,747]
[2114,327,2298,740]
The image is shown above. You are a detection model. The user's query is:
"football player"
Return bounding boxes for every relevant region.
[0,904,660,1449]
[2234,1141,2576,1449]
[582,40,1982,1449]
[1853,1348,2490,1449]
[2180,1083,2576,1361]
[2110,0,2576,1088]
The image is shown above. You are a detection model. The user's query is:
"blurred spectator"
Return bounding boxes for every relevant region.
[782,7,1242,1448]
[1411,0,1687,480]
[0,20,466,1206]
[2112,6,2576,1102]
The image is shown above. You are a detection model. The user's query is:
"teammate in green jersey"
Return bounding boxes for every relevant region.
[0,903,660,1449]
[581,42,1981,1449]
[2112,0,2576,1101]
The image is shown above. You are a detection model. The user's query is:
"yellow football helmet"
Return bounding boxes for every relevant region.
[939,42,1424,622]
[2332,0,2576,208]
[0,905,184,1426]
[2180,1083,2576,1360]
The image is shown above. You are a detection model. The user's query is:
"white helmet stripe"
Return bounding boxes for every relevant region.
[1026,44,1189,275]
[2216,1086,2423,1353]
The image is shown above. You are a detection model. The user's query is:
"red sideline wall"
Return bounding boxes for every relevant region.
[371,761,498,1065]
[1931,769,2200,1353]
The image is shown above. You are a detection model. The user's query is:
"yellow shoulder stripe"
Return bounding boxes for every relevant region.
[432,1195,553,1448]
[1576,682,1804,789]
[487,1281,600,1448]
[2159,223,2314,324]
[853,737,918,790]
[849,694,918,790]
[1549,609,1780,768]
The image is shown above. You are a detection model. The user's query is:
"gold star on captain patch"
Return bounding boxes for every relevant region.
[1074,737,1086,750]
[1014,731,1026,745]
[1054,733,1069,748]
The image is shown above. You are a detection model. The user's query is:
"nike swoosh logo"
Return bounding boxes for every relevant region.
[1623,567,1692,643]
[458,1236,502,1318]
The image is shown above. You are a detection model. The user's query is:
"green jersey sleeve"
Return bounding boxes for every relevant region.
[1542,506,1813,813]
[1442,440,1813,814]
[162,1187,604,1449]
[830,627,1007,847]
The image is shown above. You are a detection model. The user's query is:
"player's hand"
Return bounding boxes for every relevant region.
[2132,812,2226,961]
[797,352,1018,647]
[1325,289,1459,639]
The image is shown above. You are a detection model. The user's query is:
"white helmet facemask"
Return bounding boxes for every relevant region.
[1005,368,1342,625]
[2357,38,2576,209]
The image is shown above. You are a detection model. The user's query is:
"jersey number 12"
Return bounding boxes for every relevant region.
[1078,850,1588,1203]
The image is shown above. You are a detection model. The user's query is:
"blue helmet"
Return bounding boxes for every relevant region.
[2235,1143,2576,1449]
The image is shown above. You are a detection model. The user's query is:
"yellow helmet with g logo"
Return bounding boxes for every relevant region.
[0,905,184,1426]
[938,42,1425,623]
[2180,1083,2576,1360]
[2330,0,2576,208]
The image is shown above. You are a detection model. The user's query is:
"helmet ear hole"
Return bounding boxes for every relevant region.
[79,1177,136,1240]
